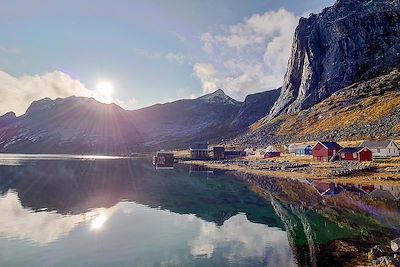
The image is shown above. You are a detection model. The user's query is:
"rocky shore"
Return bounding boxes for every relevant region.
[181,156,400,185]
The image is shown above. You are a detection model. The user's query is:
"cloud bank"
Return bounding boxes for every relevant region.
[0,70,93,116]
[194,8,298,100]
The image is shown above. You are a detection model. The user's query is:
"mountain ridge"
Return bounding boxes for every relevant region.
[0,88,281,152]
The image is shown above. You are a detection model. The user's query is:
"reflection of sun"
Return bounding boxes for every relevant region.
[94,81,114,104]
[91,214,107,230]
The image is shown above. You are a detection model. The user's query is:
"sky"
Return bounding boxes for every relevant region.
[0,0,335,115]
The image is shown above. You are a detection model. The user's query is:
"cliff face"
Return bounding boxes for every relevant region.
[269,0,400,119]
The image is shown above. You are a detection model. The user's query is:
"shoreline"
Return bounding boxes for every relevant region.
[180,156,400,186]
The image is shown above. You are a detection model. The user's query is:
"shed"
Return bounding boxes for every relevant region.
[264,145,280,158]
[360,140,400,157]
[338,147,372,162]
[312,141,342,162]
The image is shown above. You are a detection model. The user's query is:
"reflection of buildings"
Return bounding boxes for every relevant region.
[189,164,214,175]
[310,181,400,201]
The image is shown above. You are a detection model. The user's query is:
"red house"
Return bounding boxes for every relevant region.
[338,147,372,162]
[312,141,342,162]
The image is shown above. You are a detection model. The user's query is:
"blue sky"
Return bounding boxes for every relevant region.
[0,0,335,114]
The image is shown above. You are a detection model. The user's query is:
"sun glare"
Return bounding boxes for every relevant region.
[95,81,114,104]
[91,214,107,230]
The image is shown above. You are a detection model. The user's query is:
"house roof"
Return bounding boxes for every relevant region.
[316,141,342,150]
[338,147,368,154]
[190,144,208,150]
[360,140,394,149]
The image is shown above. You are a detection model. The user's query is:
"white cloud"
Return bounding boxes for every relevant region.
[200,32,214,54]
[0,191,117,245]
[190,214,296,266]
[0,70,142,115]
[165,52,186,65]
[195,8,298,100]
[0,70,94,116]
[193,63,218,93]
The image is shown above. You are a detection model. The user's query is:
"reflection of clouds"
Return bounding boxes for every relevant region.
[190,214,295,266]
[0,191,117,245]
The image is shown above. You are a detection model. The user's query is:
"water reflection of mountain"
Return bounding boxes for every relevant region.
[233,172,400,267]
[0,159,283,228]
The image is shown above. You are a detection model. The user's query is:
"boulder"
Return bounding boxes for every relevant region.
[391,238,400,252]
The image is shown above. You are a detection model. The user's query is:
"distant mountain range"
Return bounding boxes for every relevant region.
[0,88,280,153]
[1,0,399,153]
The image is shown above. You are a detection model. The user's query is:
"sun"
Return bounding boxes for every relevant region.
[95,81,114,103]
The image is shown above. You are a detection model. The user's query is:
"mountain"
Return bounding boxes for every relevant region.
[232,88,281,128]
[235,69,400,146]
[0,88,280,153]
[130,88,280,149]
[269,0,400,119]
[0,96,144,153]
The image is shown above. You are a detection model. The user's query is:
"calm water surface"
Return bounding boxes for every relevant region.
[0,155,398,267]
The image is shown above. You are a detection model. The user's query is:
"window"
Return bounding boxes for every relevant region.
[353,153,357,158]
[341,153,345,158]
[377,148,380,153]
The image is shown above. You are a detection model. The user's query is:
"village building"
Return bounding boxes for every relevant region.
[190,144,209,160]
[294,144,313,156]
[264,145,280,158]
[212,146,225,160]
[312,141,342,162]
[360,140,400,157]
[338,147,372,162]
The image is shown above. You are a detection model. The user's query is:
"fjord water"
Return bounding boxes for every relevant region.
[0,156,399,267]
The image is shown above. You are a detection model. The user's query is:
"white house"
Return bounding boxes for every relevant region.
[360,140,400,157]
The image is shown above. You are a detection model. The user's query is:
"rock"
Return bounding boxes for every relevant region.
[372,256,397,266]
[369,245,386,260]
[391,238,400,252]
[269,0,400,119]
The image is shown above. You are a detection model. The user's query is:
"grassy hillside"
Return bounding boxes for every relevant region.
[236,69,400,146]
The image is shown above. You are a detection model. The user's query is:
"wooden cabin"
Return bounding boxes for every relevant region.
[360,140,400,157]
[264,145,280,158]
[338,147,372,162]
[190,144,209,160]
[312,141,342,162]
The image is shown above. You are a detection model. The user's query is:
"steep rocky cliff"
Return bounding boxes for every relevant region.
[269,0,400,119]
[235,69,400,146]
